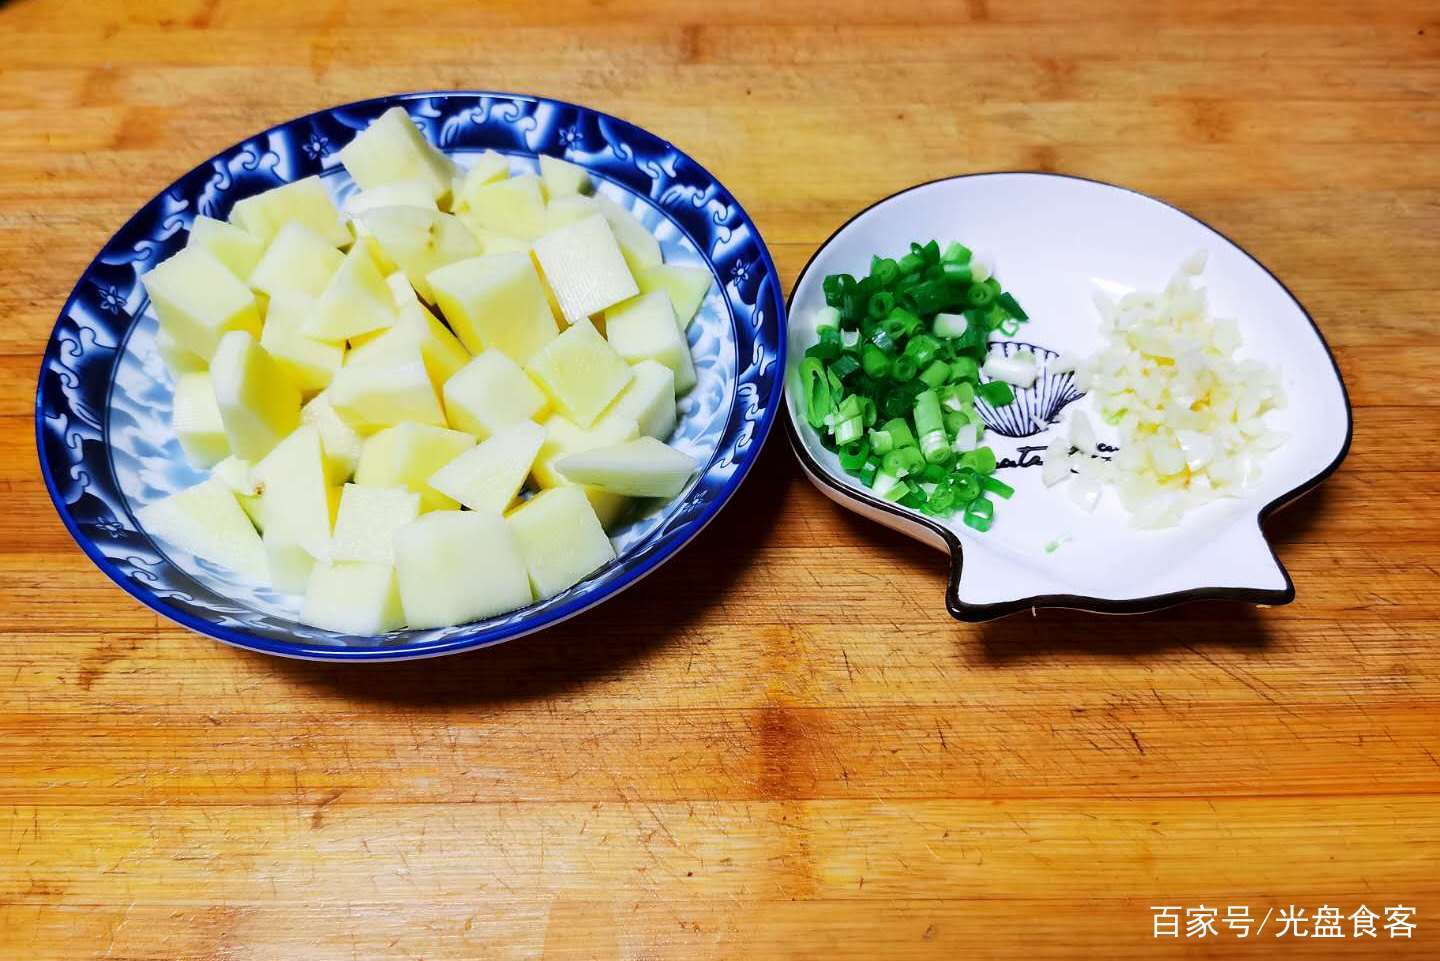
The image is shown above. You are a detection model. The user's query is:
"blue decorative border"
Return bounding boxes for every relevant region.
[36,92,785,661]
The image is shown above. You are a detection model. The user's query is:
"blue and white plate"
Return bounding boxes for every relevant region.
[36,92,784,661]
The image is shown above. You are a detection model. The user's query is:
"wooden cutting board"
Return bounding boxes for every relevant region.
[2,0,1436,957]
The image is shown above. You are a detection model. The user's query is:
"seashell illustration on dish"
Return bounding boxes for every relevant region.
[973,341,1083,439]
[784,172,1351,621]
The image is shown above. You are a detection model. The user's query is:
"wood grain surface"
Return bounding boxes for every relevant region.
[2,0,1438,957]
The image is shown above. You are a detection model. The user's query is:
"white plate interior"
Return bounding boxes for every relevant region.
[787,174,1349,611]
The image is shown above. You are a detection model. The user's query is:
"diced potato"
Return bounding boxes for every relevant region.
[354,422,475,512]
[347,302,469,393]
[300,390,364,484]
[442,350,549,440]
[156,327,208,376]
[329,349,446,433]
[228,175,350,248]
[603,292,696,393]
[506,486,616,600]
[210,330,301,461]
[259,290,344,393]
[531,415,639,529]
[263,527,317,594]
[598,360,676,440]
[470,228,532,255]
[301,560,406,634]
[253,425,333,560]
[249,222,345,298]
[456,173,546,240]
[594,194,661,276]
[171,372,229,468]
[428,421,544,513]
[360,206,480,303]
[427,252,558,364]
[330,483,420,565]
[136,477,268,584]
[385,271,421,309]
[305,243,398,342]
[343,179,438,231]
[531,214,639,325]
[142,247,261,362]
[556,436,697,498]
[337,106,459,206]
[212,455,257,496]
[393,510,533,628]
[544,194,599,232]
[525,320,633,427]
[451,151,511,212]
[539,155,589,200]
[636,262,712,330]
[187,216,264,282]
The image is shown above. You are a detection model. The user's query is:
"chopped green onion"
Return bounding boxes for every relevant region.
[996,291,1028,320]
[867,290,896,320]
[807,239,1028,531]
[890,355,918,381]
[940,242,972,265]
[919,360,950,388]
[834,416,864,446]
[800,357,832,429]
[965,283,996,308]
[839,438,871,471]
[933,312,968,339]
[959,446,998,475]
[977,380,1014,407]
[830,353,861,383]
[980,475,1015,499]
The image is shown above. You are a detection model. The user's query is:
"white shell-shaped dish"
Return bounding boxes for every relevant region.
[785,173,1352,621]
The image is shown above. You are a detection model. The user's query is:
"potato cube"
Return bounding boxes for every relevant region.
[531,214,639,325]
[428,252,558,364]
[347,302,469,392]
[300,390,364,484]
[594,194,661,275]
[301,561,406,634]
[471,228,532,255]
[354,422,475,512]
[172,372,229,468]
[456,173,546,240]
[544,194,599,234]
[329,349,446,433]
[304,243,398,342]
[142,247,261,362]
[156,327,208,376]
[187,216,264,282]
[507,486,616,600]
[253,425,334,561]
[525,319,633,427]
[263,527,317,594]
[636,262,712,329]
[393,511,533,628]
[343,179,437,230]
[539,155,590,200]
[337,106,459,206]
[249,222,345,298]
[442,349,549,440]
[229,175,350,248]
[259,290,344,393]
[330,484,421,565]
[451,151,511,211]
[428,421,545,513]
[136,477,269,584]
[556,436,697,498]
[598,360,676,440]
[603,292,697,393]
[360,206,480,303]
[210,330,301,461]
